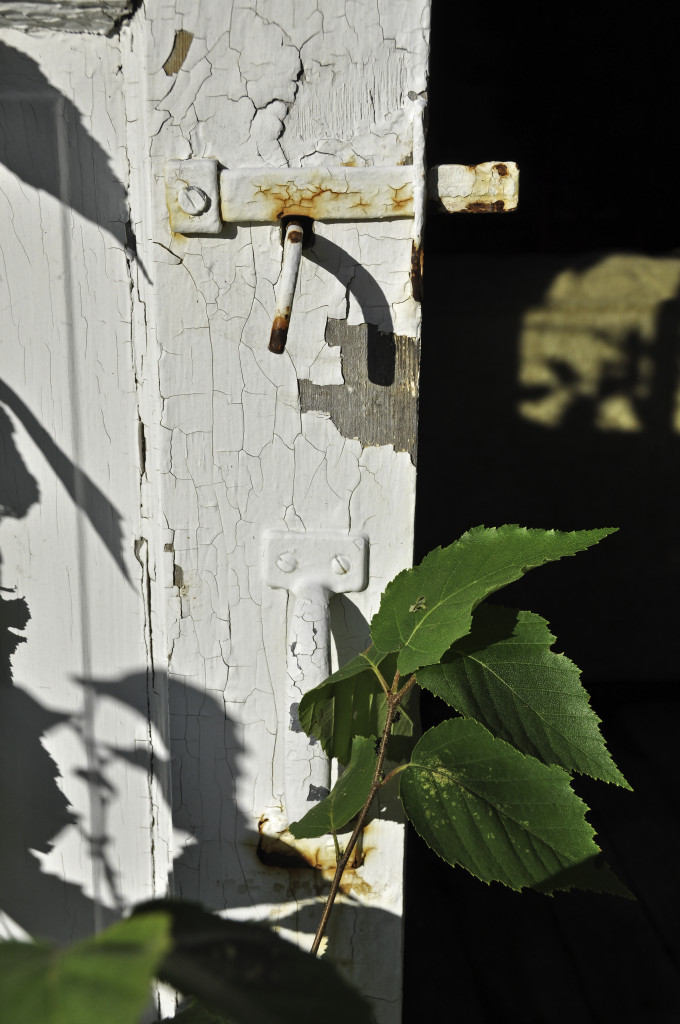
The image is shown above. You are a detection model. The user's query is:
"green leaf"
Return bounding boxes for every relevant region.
[134,900,375,1024]
[0,913,170,1024]
[400,718,629,896]
[299,649,397,764]
[370,525,617,675]
[417,605,630,788]
[289,735,377,839]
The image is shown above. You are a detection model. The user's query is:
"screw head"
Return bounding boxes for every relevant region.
[177,185,210,216]
[331,555,351,575]
[276,552,298,573]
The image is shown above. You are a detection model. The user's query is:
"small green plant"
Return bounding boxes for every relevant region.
[0,525,630,1023]
[289,525,631,954]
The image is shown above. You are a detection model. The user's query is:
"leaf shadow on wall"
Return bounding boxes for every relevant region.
[80,669,405,952]
[0,405,113,941]
[0,382,130,583]
[416,253,680,683]
[0,41,145,277]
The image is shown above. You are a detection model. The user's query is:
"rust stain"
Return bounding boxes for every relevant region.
[410,241,424,302]
[222,169,415,223]
[256,825,364,872]
[269,315,290,354]
[465,199,507,213]
[163,29,193,75]
[286,229,303,245]
[339,873,372,898]
[494,162,509,176]
[254,183,371,222]
[389,183,412,212]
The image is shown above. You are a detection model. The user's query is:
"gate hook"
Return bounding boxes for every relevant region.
[269,220,304,354]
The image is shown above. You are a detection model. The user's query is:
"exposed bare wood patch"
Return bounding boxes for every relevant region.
[162,28,192,75]
[299,319,420,462]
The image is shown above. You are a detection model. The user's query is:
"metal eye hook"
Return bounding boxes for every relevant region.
[269,220,304,354]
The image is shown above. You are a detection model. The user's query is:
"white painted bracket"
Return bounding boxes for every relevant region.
[165,159,222,235]
[262,530,368,824]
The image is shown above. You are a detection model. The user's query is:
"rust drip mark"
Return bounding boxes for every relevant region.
[163,29,193,75]
[465,199,507,213]
[494,162,509,176]
[255,183,365,222]
[390,183,412,212]
[269,315,291,354]
[256,825,365,872]
[410,241,424,303]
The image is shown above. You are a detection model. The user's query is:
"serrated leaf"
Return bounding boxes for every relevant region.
[371,525,617,675]
[0,913,170,1024]
[400,719,629,896]
[289,735,376,839]
[134,900,374,1024]
[299,650,397,764]
[417,605,630,788]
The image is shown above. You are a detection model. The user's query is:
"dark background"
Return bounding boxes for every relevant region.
[406,8,680,1023]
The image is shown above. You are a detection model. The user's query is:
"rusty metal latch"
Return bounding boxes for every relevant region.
[269,220,304,353]
[165,159,518,233]
[262,529,368,825]
[164,150,518,352]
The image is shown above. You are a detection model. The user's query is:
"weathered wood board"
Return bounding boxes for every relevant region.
[0,27,165,941]
[125,2,429,1017]
[0,2,430,1019]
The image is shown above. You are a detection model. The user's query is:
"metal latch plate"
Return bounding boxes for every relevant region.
[263,530,368,596]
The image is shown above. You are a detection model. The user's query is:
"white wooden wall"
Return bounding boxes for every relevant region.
[0,27,159,938]
[0,3,430,1019]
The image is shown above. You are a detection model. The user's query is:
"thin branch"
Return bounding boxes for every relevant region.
[370,663,391,696]
[395,672,417,705]
[310,693,401,956]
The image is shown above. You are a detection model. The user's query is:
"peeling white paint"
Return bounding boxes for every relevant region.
[125,6,428,1015]
[124,4,429,1017]
[0,3,429,1020]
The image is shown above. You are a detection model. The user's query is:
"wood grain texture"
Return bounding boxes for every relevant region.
[0,1,133,33]
[299,318,420,460]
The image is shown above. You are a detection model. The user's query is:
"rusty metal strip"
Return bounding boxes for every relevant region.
[219,166,415,223]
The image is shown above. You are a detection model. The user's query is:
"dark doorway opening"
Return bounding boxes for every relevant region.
[407,9,680,1022]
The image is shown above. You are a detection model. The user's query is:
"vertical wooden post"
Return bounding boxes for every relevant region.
[125,1,429,1017]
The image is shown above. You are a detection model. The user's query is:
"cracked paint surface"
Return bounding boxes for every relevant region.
[126,2,429,1019]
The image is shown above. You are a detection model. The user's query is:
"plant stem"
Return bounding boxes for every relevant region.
[310,676,415,956]
[380,762,409,788]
